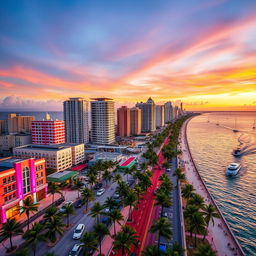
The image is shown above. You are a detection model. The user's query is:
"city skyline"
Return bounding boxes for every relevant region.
[1,0,256,111]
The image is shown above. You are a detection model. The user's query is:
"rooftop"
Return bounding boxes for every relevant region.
[47,170,77,183]
[0,157,23,172]
[90,97,113,101]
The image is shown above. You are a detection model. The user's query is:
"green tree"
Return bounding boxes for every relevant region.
[93,223,109,256]
[150,217,172,247]
[0,218,23,251]
[14,247,29,256]
[73,178,84,198]
[194,244,217,256]
[103,197,117,211]
[48,183,63,204]
[113,226,138,256]
[81,187,95,211]
[155,191,172,208]
[124,190,137,221]
[107,209,124,235]
[143,245,160,256]
[165,242,184,256]
[190,212,206,247]
[188,194,205,210]
[44,215,65,243]
[43,206,61,223]
[62,202,75,227]
[88,173,97,189]
[173,168,186,183]
[23,223,47,256]
[181,184,195,201]
[89,202,103,224]
[80,232,98,256]
[44,253,57,256]
[113,173,123,184]
[202,204,219,240]
[19,197,38,230]
[184,204,199,237]
[102,170,112,187]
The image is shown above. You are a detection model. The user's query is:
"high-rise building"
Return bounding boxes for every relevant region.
[7,113,34,133]
[64,98,89,144]
[164,101,173,123]
[130,107,141,135]
[0,157,47,224]
[173,105,179,120]
[31,114,65,145]
[156,105,165,127]
[136,97,156,132]
[117,106,130,137]
[91,98,115,144]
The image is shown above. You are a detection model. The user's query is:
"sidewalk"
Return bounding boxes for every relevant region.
[179,119,244,256]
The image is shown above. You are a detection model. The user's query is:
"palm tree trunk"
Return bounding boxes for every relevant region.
[52,193,54,204]
[114,221,116,235]
[97,215,99,224]
[9,235,13,250]
[86,201,88,211]
[67,215,69,226]
[122,248,125,256]
[194,233,197,247]
[99,238,102,255]
[129,206,132,221]
[33,244,36,256]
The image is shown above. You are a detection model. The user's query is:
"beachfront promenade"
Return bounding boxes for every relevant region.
[179,118,245,256]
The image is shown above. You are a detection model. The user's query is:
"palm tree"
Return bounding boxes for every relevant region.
[0,218,23,251]
[165,242,184,256]
[89,202,103,224]
[143,245,160,256]
[173,168,186,183]
[124,190,137,221]
[44,253,57,256]
[181,184,195,201]
[190,212,206,247]
[188,194,205,209]
[88,173,97,189]
[103,197,117,211]
[184,204,199,237]
[81,187,95,211]
[150,217,172,247]
[62,202,75,227]
[15,247,29,256]
[202,204,219,240]
[134,185,143,203]
[102,170,112,187]
[155,191,172,208]
[93,223,109,256]
[19,197,38,230]
[44,215,65,243]
[113,226,138,256]
[48,183,63,204]
[43,206,61,223]
[113,173,122,184]
[124,168,133,181]
[107,209,124,235]
[23,223,47,256]
[194,244,217,256]
[73,178,84,198]
[80,232,98,256]
[116,181,129,198]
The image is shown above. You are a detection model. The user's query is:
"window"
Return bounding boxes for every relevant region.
[3,178,6,184]
[4,197,7,202]
[4,187,7,193]
[12,176,15,181]
[22,167,30,194]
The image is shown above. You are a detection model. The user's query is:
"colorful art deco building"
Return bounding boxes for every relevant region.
[0,157,47,224]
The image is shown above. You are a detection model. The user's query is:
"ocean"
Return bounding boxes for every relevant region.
[187,112,256,255]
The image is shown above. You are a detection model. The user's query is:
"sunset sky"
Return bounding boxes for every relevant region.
[0,0,256,111]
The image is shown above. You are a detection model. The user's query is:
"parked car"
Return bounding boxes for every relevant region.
[68,243,83,256]
[96,188,105,196]
[113,192,120,199]
[94,183,103,190]
[75,199,84,208]
[162,212,168,218]
[59,201,73,213]
[73,224,85,239]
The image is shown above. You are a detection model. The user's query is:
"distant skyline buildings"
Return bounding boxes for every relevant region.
[156,105,165,128]
[64,98,89,144]
[130,107,141,136]
[136,97,156,132]
[91,98,115,144]
[164,101,173,124]
[117,106,130,137]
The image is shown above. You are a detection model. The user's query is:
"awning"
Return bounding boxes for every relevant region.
[47,171,77,183]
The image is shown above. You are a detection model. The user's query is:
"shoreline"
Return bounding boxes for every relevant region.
[180,116,245,256]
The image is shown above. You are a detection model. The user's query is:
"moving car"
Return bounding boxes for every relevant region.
[96,188,105,196]
[68,243,83,256]
[94,183,103,190]
[166,168,171,172]
[113,192,120,199]
[73,224,85,239]
[59,201,73,213]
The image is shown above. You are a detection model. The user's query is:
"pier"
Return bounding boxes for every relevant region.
[179,118,245,256]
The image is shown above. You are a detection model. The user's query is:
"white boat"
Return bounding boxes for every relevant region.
[226,163,241,176]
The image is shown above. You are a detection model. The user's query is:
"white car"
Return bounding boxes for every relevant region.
[166,168,171,172]
[68,243,83,256]
[59,201,73,213]
[96,188,105,196]
[73,224,85,239]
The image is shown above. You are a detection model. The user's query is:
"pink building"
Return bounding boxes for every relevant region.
[0,157,47,224]
[117,106,130,137]
[32,119,65,145]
